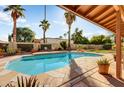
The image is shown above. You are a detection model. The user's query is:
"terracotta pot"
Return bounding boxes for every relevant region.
[31,49,37,53]
[98,64,110,74]
[0,53,3,57]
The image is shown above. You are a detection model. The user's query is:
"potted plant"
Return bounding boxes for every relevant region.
[96,58,110,74]
[31,49,37,53]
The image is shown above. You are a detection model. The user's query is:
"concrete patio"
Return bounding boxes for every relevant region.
[0,52,124,87]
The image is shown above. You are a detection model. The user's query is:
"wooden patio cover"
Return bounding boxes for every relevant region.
[59,5,124,78]
[59,5,124,36]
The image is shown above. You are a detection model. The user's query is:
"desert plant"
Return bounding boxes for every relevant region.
[5,76,40,87]
[60,41,67,50]
[97,58,110,74]
[97,58,110,65]
[6,47,16,56]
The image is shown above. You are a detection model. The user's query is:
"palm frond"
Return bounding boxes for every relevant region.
[3,5,25,18]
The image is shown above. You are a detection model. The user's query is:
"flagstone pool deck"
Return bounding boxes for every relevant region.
[0,51,124,87]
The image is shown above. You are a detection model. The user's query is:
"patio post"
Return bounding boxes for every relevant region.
[116,10,122,79]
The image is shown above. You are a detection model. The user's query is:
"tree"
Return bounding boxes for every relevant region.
[3,5,25,42]
[8,27,35,42]
[71,28,89,44]
[59,36,63,39]
[39,20,50,43]
[60,41,67,50]
[90,35,112,44]
[81,37,89,44]
[63,33,67,39]
[64,12,76,50]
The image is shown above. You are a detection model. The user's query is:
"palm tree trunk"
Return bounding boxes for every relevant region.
[68,25,71,50]
[43,30,45,43]
[13,18,16,42]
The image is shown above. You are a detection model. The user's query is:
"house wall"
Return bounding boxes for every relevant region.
[40,38,68,44]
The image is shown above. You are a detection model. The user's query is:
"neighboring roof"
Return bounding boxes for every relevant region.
[41,38,67,40]
[59,5,124,36]
[35,38,67,40]
[33,39,41,43]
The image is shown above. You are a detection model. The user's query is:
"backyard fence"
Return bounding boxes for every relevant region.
[71,44,104,50]
[1,42,106,53]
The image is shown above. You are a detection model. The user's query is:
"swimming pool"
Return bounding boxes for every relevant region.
[6,52,101,75]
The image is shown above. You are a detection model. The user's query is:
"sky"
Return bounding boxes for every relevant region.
[0,5,112,41]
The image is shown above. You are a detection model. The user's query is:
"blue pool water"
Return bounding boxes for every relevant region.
[6,52,101,75]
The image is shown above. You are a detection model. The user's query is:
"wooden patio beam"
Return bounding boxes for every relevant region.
[116,10,122,79]
[91,6,111,20]
[97,10,115,23]
[103,19,116,26]
[58,5,113,33]
[84,5,98,16]
[108,26,115,31]
[99,14,116,24]
[114,5,124,22]
[106,24,116,29]
[75,5,82,12]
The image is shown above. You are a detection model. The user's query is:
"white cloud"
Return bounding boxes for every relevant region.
[24,24,31,28]
[0,11,27,26]
[17,18,26,23]
[0,11,11,22]
[52,20,66,26]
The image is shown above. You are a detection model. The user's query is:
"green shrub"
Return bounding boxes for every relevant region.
[60,41,67,50]
[0,48,4,56]
[96,58,110,65]
[0,44,8,52]
[17,44,33,52]
[103,43,112,50]
[90,35,112,45]
[77,45,86,50]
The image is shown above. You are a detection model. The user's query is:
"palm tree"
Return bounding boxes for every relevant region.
[39,19,50,43]
[63,33,67,39]
[64,12,76,50]
[3,5,25,42]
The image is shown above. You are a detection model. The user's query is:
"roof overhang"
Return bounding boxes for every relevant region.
[58,5,124,36]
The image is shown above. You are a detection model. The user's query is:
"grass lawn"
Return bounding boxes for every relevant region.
[87,49,115,53]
